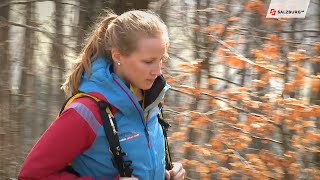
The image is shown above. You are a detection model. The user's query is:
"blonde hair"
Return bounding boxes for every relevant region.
[61,10,169,96]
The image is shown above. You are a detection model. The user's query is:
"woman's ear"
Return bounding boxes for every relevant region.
[111,48,121,64]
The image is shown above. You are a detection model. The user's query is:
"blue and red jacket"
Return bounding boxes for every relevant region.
[18,57,171,180]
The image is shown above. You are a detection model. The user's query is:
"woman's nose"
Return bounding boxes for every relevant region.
[151,63,162,76]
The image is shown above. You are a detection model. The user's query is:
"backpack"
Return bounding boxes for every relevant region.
[59,93,173,177]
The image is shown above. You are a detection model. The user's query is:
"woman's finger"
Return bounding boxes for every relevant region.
[172,168,185,180]
[165,170,171,180]
[172,162,183,174]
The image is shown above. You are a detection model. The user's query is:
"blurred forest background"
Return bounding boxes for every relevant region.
[0,0,319,179]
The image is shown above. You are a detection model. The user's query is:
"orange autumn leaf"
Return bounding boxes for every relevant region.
[246,154,258,161]
[177,62,190,68]
[254,0,264,9]
[302,121,316,127]
[251,49,264,60]
[204,25,216,33]
[252,79,267,88]
[171,132,185,140]
[228,16,240,22]
[314,43,320,52]
[226,31,235,37]
[263,45,279,59]
[216,4,226,12]
[164,76,174,84]
[207,34,215,41]
[226,116,238,123]
[216,154,228,162]
[209,162,218,171]
[190,111,201,119]
[208,78,218,85]
[186,67,199,74]
[273,113,283,123]
[288,52,304,61]
[200,148,211,157]
[225,130,241,137]
[304,131,320,142]
[284,151,296,158]
[292,135,300,147]
[196,165,210,173]
[293,79,305,87]
[227,56,246,68]
[261,72,274,82]
[235,123,251,132]
[300,109,313,118]
[267,34,282,45]
[179,142,192,153]
[188,160,201,167]
[295,67,306,80]
[313,105,320,116]
[210,138,223,151]
[204,24,225,35]
[216,48,225,57]
[200,173,210,180]
[311,56,320,63]
[215,24,225,35]
[191,24,200,30]
[245,1,256,10]
[288,163,300,175]
[311,76,320,93]
[234,141,248,150]
[242,135,252,144]
[192,60,203,67]
[224,40,236,47]
[301,138,311,145]
[194,115,211,126]
[254,64,267,72]
[283,82,294,93]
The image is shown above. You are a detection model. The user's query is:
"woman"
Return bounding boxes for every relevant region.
[18,10,185,180]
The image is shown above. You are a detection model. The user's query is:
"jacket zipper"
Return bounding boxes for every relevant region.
[113,77,156,177]
[113,78,150,148]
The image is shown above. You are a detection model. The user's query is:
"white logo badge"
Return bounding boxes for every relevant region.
[266,0,310,18]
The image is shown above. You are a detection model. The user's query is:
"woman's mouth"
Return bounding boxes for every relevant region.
[146,79,154,83]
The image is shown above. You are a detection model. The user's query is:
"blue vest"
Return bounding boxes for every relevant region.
[71,57,171,180]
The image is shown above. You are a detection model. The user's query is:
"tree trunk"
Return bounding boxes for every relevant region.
[45,0,65,129]
[112,0,149,14]
[0,0,10,177]
[310,1,320,171]
[184,0,201,179]
[19,0,36,142]
[54,0,65,104]
[76,0,96,53]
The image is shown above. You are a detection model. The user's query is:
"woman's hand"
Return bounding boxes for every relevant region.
[165,162,185,180]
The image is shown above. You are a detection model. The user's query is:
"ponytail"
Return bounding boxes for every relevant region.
[61,10,117,97]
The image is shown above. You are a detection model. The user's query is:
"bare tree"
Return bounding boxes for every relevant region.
[18,0,36,142]
[0,0,11,177]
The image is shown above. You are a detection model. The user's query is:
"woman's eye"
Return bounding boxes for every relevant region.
[144,61,153,64]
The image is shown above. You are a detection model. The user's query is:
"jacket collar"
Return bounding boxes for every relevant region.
[78,56,170,117]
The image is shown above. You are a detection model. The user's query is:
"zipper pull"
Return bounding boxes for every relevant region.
[144,127,150,148]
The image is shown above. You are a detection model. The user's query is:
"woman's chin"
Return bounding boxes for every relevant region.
[140,84,153,90]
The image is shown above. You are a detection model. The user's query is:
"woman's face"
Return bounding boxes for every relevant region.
[115,37,166,90]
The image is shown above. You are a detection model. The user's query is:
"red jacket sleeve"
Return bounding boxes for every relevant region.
[18,98,115,180]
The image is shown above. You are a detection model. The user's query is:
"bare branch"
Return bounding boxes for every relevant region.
[164,109,283,144]
[209,75,242,87]
[0,0,80,8]
[215,38,285,75]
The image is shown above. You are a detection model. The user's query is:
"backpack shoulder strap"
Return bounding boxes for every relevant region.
[98,101,133,177]
[158,103,174,170]
[58,93,100,116]
[59,93,133,177]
